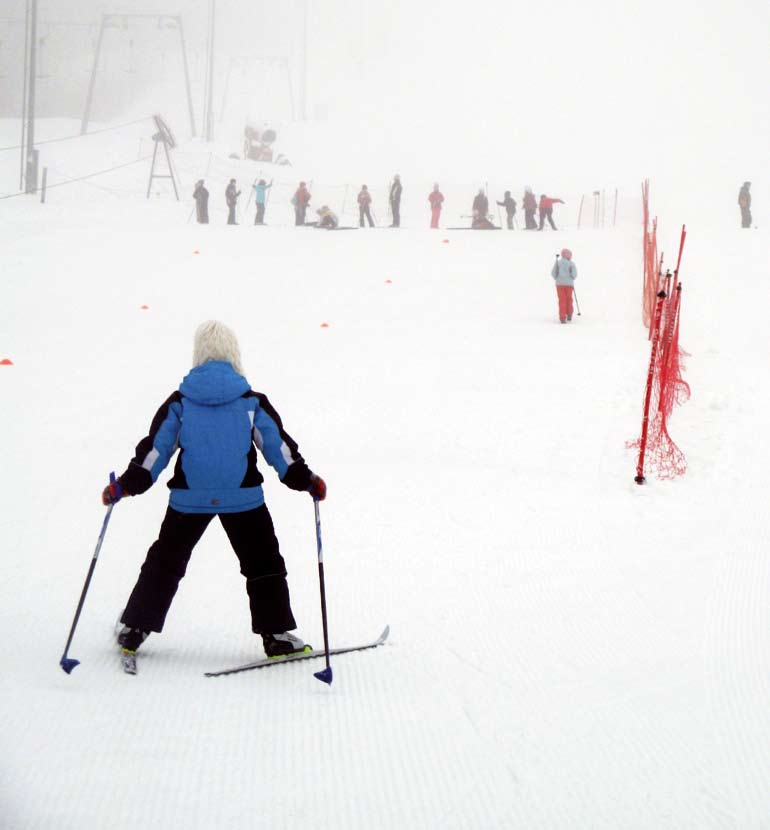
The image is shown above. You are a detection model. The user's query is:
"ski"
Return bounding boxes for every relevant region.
[204,625,389,677]
[121,649,137,675]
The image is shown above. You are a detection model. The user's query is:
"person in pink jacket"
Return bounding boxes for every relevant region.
[429,184,444,228]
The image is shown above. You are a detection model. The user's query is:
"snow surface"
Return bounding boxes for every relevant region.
[1,120,768,829]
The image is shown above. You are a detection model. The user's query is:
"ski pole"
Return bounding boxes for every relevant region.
[312,499,333,685]
[573,286,581,316]
[59,473,117,674]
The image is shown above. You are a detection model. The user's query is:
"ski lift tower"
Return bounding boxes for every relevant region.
[81,13,196,136]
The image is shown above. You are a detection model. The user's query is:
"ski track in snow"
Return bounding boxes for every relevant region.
[1,151,769,828]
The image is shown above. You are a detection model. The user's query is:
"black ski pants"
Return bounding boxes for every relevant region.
[741,206,752,228]
[390,200,401,227]
[524,208,537,229]
[255,203,266,224]
[227,203,237,224]
[121,505,297,635]
[359,206,374,227]
[539,208,557,230]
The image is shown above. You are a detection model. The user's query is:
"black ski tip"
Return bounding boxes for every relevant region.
[60,656,80,674]
[314,666,333,685]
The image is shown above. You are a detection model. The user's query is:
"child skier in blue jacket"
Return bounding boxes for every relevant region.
[102,321,326,659]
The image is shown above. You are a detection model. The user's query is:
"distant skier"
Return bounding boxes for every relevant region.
[471,189,490,228]
[292,181,312,226]
[357,185,374,227]
[551,248,577,323]
[315,205,339,229]
[738,181,752,228]
[538,194,564,231]
[389,175,403,227]
[522,186,538,229]
[102,320,327,663]
[225,179,241,225]
[496,191,517,229]
[429,184,444,228]
[193,180,209,224]
[253,179,272,225]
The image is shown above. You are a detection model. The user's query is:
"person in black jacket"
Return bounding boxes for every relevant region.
[225,179,241,225]
[738,181,752,228]
[496,191,517,229]
[193,180,209,224]
[389,175,402,227]
[471,189,489,228]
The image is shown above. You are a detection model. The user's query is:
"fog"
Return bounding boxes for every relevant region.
[1,0,767,192]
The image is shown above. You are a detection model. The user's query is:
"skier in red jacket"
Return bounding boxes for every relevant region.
[538,194,564,231]
[428,184,444,228]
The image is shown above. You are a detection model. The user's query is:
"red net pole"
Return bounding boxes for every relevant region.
[635,289,667,484]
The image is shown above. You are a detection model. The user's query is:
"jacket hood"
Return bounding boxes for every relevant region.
[179,361,250,405]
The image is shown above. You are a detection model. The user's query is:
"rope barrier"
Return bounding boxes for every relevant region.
[0,155,152,200]
[0,117,152,153]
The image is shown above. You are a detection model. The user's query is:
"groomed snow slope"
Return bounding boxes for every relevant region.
[1,129,768,829]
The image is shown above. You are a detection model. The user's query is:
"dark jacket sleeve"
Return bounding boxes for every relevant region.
[251,393,313,492]
[118,392,183,496]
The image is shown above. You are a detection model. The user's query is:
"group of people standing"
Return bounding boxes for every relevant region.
[193,174,565,231]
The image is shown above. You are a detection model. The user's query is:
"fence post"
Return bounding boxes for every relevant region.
[635,288,667,484]
[40,166,47,203]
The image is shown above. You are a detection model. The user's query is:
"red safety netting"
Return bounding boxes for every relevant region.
[629,201,690,481]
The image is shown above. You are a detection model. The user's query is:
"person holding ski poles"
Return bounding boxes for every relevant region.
[496,191,517,229]
[102,320,327,663]
[253,178,272,225]
[551,248,577,323]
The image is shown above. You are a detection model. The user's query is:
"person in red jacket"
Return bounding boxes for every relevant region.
[357,185,374,227]
[292,181,311,226]
[538,194,564,230]
[428,184,444,228]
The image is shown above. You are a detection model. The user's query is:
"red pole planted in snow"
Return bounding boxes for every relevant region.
[674,224,686,277]
[636,289,667,484]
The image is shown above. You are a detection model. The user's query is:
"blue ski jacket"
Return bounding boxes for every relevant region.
[253,182,272,204]
[117,361,313,513]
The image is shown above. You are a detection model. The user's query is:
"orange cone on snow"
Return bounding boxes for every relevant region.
[140,305,150,310]
[320,323,330,328]
[385,279,393,284]
[0,358,13,365]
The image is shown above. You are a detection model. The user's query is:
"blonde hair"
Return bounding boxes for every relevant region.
[192,320,244,376]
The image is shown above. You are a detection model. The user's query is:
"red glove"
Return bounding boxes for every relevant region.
[308,474,327,501]
[101,477,126,506]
